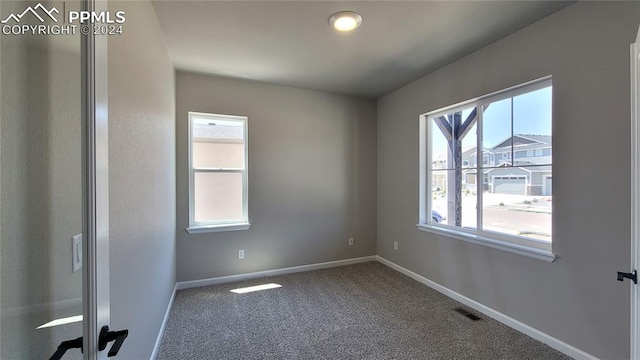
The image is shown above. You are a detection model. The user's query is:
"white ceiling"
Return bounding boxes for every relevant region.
[152,1,573,98]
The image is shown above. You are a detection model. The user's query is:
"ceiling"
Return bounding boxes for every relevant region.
[152,1,573,98]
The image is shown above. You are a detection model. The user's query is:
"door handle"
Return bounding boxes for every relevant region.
[617,270,637,284]
[98,325,129,357]
[50,337,82,360]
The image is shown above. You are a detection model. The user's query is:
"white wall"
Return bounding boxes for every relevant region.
[108,1,176,358]
[377,2,639,359]
[175,72,377,281]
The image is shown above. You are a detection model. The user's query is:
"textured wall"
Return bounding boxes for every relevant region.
[176,72,377,281]
[377,2,639,359]
[108,1,176,358]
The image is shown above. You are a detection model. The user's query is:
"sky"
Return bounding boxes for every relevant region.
[430,86,552,162]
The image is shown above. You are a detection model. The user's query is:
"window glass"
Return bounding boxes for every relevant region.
[430,116,453,170]
[194,172,244,222]
[482,98,512,166]
[422,79,552,245]
[192,118,245,169]
[189,113,248,230]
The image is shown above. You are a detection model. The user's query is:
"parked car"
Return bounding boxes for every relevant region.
[432,210,445,223]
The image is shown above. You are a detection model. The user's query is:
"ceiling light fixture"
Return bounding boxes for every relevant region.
[329,11,362,32]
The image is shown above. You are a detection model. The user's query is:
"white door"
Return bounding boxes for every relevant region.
[544,176,552,196]
[630,25,640,360]
[0,1,119,359]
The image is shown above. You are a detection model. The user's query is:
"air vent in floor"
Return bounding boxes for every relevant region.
[453,307,482,321]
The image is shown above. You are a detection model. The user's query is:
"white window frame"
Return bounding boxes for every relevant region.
[187,112,250,234]
[418,77,555,262]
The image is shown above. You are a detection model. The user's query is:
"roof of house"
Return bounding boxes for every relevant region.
[519,135,551,145]
[497,162,552,171]
[476,164,552,174]
[193,123,244,141]
[492,134,551,149]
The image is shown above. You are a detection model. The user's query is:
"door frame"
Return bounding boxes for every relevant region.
[630,25,639,360]
[82,0,110,358]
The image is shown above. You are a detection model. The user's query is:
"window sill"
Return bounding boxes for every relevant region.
[416,224,556,263]
[187,223,251,234]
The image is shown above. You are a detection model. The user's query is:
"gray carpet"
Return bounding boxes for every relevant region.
[157,262,571,359]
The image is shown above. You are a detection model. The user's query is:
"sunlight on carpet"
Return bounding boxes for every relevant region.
[230,283,282,294]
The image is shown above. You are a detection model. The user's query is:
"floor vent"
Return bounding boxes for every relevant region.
[454,307,482,321]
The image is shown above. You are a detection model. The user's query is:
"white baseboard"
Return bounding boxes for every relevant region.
[150,284,177,360]
[176,255,378,290]
[375,256,599,360]
[159,255,597,360]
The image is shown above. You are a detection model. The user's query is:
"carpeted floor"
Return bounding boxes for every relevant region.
[157,262,572,359]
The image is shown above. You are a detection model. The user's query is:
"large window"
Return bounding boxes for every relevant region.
[187,112,250,233]
[419,78,554,261]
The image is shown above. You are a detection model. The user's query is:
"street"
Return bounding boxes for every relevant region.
[432,193,552,240]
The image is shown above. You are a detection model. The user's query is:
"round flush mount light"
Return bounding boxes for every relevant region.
[329,11,362,32]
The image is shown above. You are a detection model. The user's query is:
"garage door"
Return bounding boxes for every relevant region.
[493,176,526,195]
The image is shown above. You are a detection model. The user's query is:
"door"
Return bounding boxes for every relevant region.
[630,24,640,360]
[0,0,114,359]
[543,176,552,196]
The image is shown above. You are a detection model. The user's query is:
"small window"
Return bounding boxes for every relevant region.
[419,77,554,261]
[187,112,250,233]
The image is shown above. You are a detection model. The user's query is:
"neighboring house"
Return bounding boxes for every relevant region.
[462,134,552,196]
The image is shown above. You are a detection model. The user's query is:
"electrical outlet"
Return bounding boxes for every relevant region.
[72,234,82,272]
[348,237,354,246]
[393,241,398,250]
[238,249,245,259]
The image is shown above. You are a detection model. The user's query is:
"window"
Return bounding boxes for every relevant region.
[419,78,554,261]
[187,112,250,233]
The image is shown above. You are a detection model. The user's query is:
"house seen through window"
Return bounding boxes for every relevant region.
[420,78,552,255]
[187,112,249,233]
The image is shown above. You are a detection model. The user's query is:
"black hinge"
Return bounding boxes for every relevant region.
[617,270,638,284]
